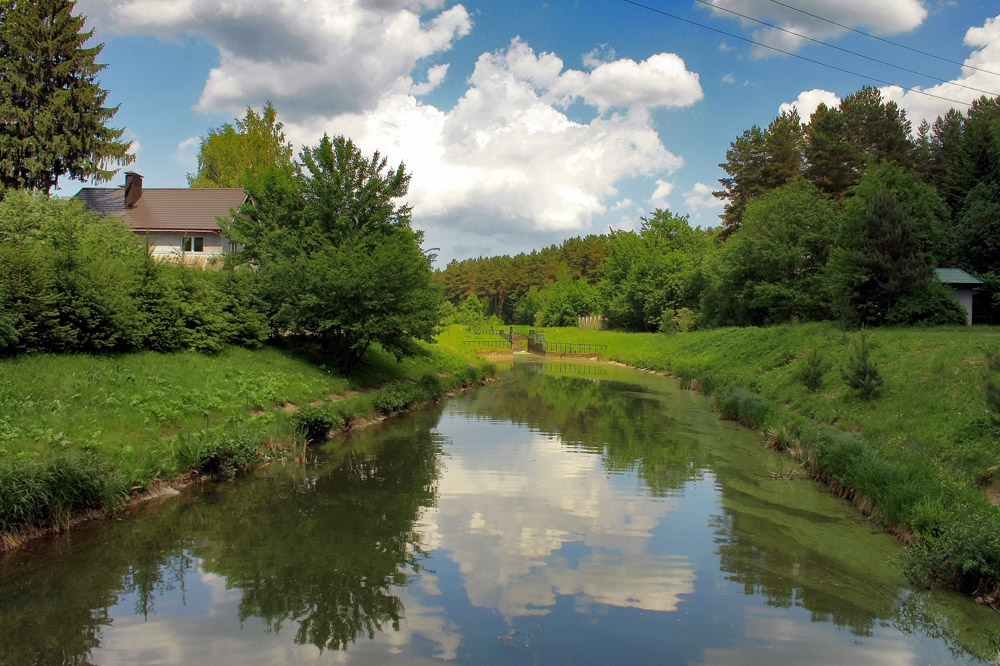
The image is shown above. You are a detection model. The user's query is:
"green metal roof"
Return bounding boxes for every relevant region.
[935,268,983,285]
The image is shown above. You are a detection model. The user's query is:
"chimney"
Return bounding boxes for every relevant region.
[124,172,143,208]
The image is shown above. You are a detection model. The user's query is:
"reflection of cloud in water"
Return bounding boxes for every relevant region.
[416,427,696,619]
[93,564,462,664]
[695,610,921,666]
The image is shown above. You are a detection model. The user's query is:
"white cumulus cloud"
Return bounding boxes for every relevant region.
[881,14,1000,125]
[683,182,722,214]
[286,38,693,256]
[700,0,927,58]
[76,0,472,119]
[779,89,841,119]
[648,179,674,210]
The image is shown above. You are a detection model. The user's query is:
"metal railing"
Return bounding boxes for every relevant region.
[463,340,512,351]
[544,342,607,356]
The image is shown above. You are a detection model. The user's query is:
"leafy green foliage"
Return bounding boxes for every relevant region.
[0,0,133,192]
[714,110,805,236]
[436,234,607,323]
[0,191,270,355]
[600,210,711,330]
[188,102,294,189]
[535,263,599,326]
[702,179,835,326]
[231,134,441,368]
[841,331,883,400]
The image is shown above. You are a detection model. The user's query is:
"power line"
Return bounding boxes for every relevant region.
[764,0,1000,79]
[693,0,1000,98]
[620,0,977,109]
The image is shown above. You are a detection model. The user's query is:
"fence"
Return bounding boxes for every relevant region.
[544,342,607,356]
[578,315,605,330]
[463,340,512,351]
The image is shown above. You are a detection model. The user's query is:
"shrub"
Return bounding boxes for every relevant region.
[674,308,698,333]
[372,382,418,415]
[795,349,825,392]
[417,373,445,400]
[291,404,339,443]
[841,331,883,400]
[658,309,677,335]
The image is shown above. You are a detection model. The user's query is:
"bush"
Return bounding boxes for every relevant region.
[291,404,339,443]
[842,331,883,400]
[885,282,967,326]
[372,382,418,415]
[417,373,445,400]
[658,308,677,335]
[795,349,825,392]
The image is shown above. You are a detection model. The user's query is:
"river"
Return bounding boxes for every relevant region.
[1,357,996,664]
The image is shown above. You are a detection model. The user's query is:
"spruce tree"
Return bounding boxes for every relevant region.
[0,0,133,193]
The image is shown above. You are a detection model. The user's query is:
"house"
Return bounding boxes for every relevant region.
[935,267,983,325]
[75,172,247,265]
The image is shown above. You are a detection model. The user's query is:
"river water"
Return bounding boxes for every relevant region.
[1,357,997,665]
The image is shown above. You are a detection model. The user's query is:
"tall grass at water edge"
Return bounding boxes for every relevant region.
[0,341,482,538]
[539,322,1000,598]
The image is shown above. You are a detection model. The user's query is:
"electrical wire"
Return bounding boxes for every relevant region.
[764,0,1000,79]
[694,0,1000,98]
[620,0,978,108]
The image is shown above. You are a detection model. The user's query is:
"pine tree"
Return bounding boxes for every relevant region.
[0,0,133,193]
[842,330,883,401]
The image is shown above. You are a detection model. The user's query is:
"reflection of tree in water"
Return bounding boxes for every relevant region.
[711,500,999,659]
[710,508,888,637]
[461,363,705,496]
[0,516,198,665]
[0,406,445,661]
[194,407,444,651]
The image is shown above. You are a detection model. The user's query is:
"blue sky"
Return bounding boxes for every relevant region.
[68,0,1000,265]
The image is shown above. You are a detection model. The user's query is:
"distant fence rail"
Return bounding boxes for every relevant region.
[524,330,605,359]
[463,340,512,351]
[543,342,607,356]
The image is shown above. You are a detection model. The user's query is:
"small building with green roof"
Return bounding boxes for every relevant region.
[935,268,982,325]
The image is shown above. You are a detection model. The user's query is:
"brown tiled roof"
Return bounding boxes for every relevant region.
[75,188,248,232]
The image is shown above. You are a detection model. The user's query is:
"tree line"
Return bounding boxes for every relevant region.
[437,87,1000,330]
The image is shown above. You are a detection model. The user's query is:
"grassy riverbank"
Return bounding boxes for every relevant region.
[0,341,490,546]
[539,323,1000,601]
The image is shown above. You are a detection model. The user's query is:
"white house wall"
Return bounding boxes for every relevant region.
[137,232,226,258]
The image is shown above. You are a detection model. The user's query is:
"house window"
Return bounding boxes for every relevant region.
[183,236,205,253]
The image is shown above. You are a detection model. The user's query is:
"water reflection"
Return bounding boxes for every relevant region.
[0,360,996,664]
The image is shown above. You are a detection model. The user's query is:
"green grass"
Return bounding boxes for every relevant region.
[538,322,1000,597]
[0,339,483,539]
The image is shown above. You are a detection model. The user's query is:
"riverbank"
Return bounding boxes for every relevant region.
[538,323,1000,604]
[0,341,492,551]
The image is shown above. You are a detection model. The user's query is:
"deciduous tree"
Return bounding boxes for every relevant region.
[229,134,440,367]
[188,102,294,189]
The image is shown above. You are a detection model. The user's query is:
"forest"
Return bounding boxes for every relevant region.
[436,87,1000,331]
